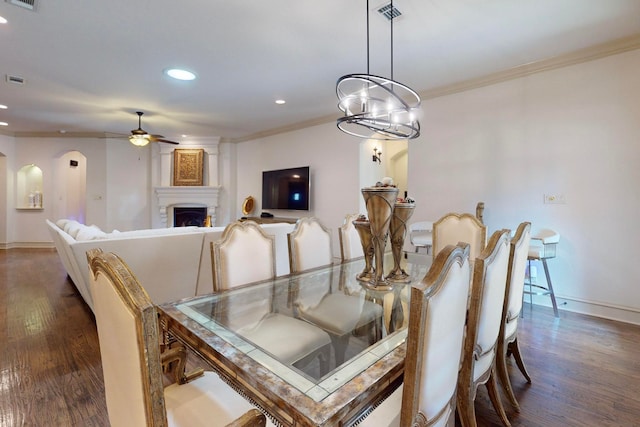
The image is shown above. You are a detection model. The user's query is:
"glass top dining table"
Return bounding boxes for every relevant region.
[158,253,431,426]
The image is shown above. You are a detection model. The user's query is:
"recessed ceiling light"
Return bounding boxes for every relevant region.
[0,104,7,109]
[275,99,286,105]
[165,68,196,81]
[0,16,7,24]
[0,122,8,126]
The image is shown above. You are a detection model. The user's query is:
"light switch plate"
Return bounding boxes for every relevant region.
[544,194,566,204]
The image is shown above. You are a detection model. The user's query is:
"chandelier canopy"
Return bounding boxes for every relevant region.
[336,0,421,140]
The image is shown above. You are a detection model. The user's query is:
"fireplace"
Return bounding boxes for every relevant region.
[174,207,207,227]
[153,140,221,228]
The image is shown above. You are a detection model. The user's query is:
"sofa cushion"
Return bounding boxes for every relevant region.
[105,226,199,239]
[76,224,108,241]
[56,219,70,229]
[66,221,84,238]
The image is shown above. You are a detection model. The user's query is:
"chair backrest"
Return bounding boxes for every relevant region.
[504,222,531,326]
[211,220,276,291]
[339,213,364,262]
[400,243,471,426]
[463,229,511,382]
[432,212,487,261]
[288,217,333,273]
[87,249,167,427]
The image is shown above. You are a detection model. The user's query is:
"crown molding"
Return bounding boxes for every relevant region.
[12,131,113,138]
[228,113,337,143]
[229,34,640,143]
[419,34,640,100]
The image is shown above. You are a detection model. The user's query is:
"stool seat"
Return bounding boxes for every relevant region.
[524,229,559,317]
[409,221,433,254]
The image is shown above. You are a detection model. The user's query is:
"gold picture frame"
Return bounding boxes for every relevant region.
[173,149,204,186]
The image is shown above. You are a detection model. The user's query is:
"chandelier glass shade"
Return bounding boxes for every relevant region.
[336,0,421,140]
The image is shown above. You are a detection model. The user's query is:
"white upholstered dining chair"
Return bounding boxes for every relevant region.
[288,217,334,272]
[496,221,532,411]
[289,217,383,365]
[358,243,472,427]
[87,249,269,427]
[457,229,512,427]
[338,213,365,262]
[432,212,487,262]
[211,220,276,292]
[211,220,332,371]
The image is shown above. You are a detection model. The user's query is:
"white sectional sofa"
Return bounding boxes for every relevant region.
[46,219,296,313]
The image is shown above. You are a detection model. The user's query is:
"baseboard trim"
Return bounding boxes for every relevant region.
[528,294,640,326]
[0,242,56,250]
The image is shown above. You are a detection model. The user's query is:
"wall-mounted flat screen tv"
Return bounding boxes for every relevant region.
[262,166,310,211]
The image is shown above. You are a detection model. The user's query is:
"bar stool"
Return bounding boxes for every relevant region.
[524,229,559,317]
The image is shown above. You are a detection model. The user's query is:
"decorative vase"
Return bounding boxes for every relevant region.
[353,218,375,282]
[387,202,415,283]
[361,186,399,290]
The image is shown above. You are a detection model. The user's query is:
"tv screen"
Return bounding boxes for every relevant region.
[262,166,310,211]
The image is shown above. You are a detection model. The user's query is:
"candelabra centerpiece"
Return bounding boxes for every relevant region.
[387,199,415,283]
[360,179,399,290]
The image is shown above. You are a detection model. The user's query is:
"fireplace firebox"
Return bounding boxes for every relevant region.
[174,207,207,227]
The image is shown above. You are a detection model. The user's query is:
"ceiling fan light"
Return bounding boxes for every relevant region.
[129,134,150,147]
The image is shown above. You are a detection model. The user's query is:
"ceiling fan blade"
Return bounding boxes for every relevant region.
[150,135,180,145]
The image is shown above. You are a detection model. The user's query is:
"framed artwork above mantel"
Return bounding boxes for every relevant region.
[173,149,204,186]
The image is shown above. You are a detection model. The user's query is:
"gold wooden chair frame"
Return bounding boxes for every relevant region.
[86,249,266,427]
[288,217,334,273]
[457,229,512,427]
[357,243,472,426]
[211,220,277,292]
[432,212,487,262]
[497,222,533,410]
[338,213,365,262]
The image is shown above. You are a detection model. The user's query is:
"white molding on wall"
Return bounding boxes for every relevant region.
[229,34,640,143]
[529,295,640,326]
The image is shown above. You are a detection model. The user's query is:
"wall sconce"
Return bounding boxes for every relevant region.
[372,147,382,164]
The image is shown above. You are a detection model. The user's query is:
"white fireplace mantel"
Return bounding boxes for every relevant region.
[155,186,220,227]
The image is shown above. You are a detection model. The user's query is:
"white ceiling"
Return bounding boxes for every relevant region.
[1,0,639,142]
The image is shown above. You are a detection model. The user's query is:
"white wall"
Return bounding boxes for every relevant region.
[235,123,363,256]
[0,133,15,247]
[406,48,640,324]
[105,138,151,231]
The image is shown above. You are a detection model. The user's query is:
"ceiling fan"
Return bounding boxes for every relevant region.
[128,111,179,146]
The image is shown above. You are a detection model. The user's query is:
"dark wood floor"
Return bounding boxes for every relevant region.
[1,248,639,426]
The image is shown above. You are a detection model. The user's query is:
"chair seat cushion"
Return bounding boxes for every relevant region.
[238,313,331,364]
[298,293,383,336]
[473,349,495,382]
[165,371,275,426]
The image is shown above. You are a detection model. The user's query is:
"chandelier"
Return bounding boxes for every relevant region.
[336,0,421,140]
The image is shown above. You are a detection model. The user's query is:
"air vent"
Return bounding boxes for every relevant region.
[6,74,25,85]
[6,0,36,11]
[377,3,402,21]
